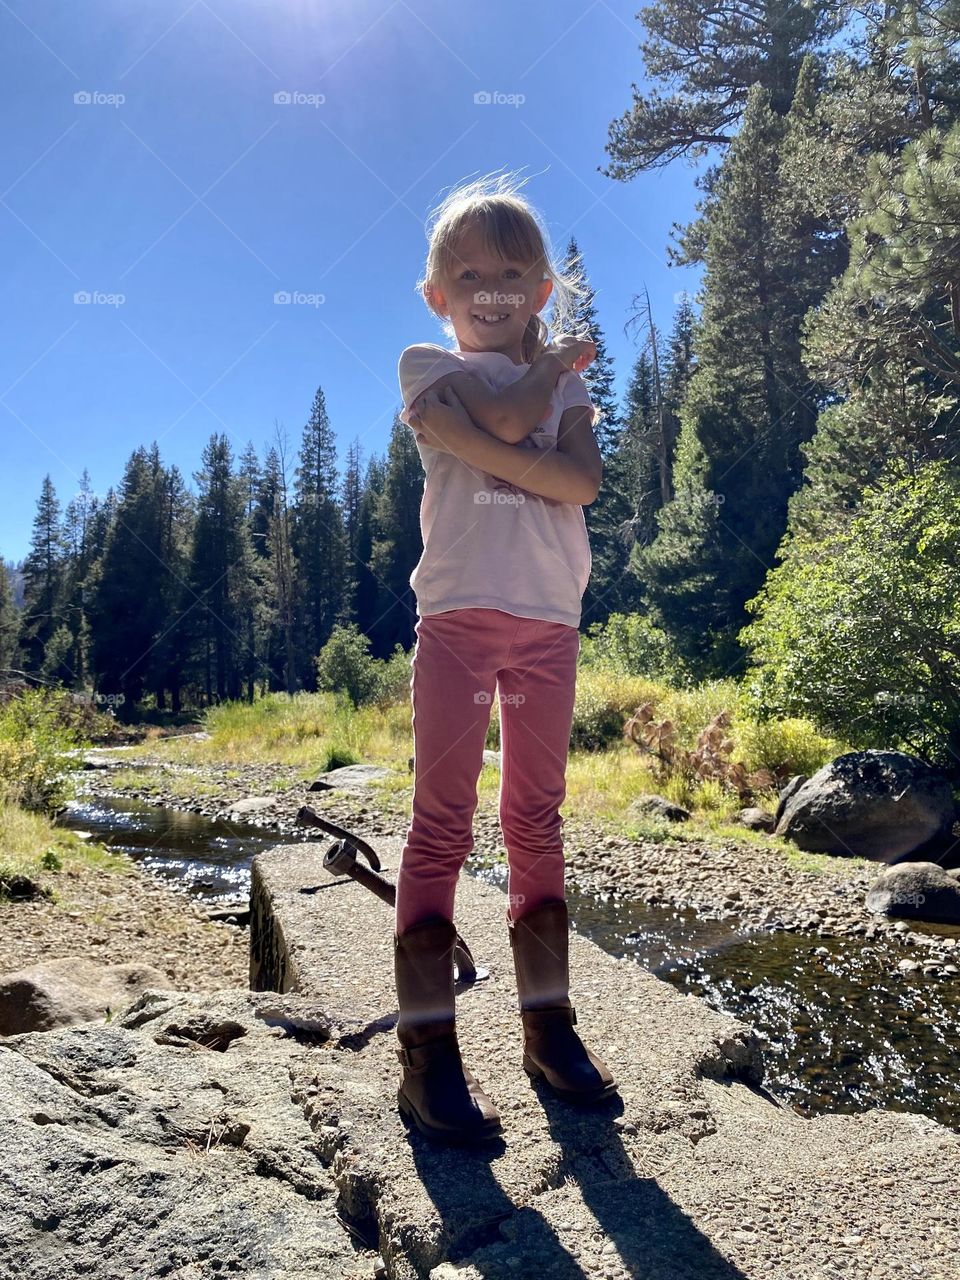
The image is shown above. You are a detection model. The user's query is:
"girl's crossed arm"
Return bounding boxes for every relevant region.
[407,337,596,446]
[411,385,602,507]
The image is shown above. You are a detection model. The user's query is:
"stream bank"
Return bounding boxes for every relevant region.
[75,750,960,958]
[42,790,960,1134]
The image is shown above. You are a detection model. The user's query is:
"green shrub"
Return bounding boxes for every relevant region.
[579,612,696,685]
[729,701,850,780]
[0,688,81,812]
[374,645,415,708]
[740,460,960,774]
[315,624,412,709]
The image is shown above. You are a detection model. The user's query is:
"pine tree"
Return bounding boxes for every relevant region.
[0,558,18,673]
[634,80,833,678]
[562,236,619,454]
[602,0,842,173]
[559,237,633,622]
[601,0,845,268]
[292,387,349,687]
[782,119,960,547]
[614,347,660,555]
[367,418,425,655]
[238,441,261,521]
[61,470,100,687]
[657,294,698,506]
[354,453,391,642]
[254,431,297,693]
[187,434,264,703]
[19,475,66,677]
[340,437,364,623]
[580,341,653,625]
[775,5,960,549]
[89,445,191,709]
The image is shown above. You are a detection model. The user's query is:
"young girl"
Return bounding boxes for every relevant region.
[392,173,618,1146]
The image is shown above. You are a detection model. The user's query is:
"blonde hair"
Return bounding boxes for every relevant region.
[415,169,591,364]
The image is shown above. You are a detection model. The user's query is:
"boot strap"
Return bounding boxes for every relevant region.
[521,1005,577,1027]
[396,1031,460,1070]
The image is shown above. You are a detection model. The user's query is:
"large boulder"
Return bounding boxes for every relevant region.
[866,861,960,924]
[0,957,167,1036]
[773,750,957,861]
[773,775,809,826]
[0,989,367,1279]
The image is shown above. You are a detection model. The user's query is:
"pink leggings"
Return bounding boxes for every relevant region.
[395,607,581,935]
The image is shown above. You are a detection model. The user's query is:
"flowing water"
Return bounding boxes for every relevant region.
[60,794,960,1133]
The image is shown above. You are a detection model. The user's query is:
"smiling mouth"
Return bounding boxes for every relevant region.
[472,313,511,324]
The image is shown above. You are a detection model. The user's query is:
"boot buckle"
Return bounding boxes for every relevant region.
[521,1005,577,1026]
[396,1032,459,1071]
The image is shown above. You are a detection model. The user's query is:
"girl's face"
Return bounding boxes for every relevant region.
[428,222,552,362]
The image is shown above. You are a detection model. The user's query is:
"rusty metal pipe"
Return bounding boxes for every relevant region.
[295,805,485,984]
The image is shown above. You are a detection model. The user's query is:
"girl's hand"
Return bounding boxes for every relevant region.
[545,334,596,374]
[409,384,476,453]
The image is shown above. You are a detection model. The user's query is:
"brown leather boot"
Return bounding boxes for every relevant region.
[507,898,618,1104]
[394,914,503,1144]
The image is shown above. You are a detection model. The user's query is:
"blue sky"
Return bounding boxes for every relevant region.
[1,0,704,562]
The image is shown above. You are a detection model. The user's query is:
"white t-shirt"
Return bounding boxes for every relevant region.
[397,343,599,628]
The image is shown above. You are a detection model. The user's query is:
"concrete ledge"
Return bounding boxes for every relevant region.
[251,840,960,1280]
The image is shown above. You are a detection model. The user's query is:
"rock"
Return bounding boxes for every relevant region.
[308,764,392,791]
[79,753,125,770]
[244,842,960,1279]
[628,794,691,823]
[0,873,50,902]
[773,774,809,827]
[738,807,776,832]
[220,796,277,818]
[866,862,960,924]
[773,750,956,860]
[205,905,252,927]
[0,958,168,1036]
[0,989,367,1278]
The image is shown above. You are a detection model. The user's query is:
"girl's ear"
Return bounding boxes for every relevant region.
[424,281,449,317]
[533,277,553,315]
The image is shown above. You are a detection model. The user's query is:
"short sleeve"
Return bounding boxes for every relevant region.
[559,370,599,428]
[397,344,465,425]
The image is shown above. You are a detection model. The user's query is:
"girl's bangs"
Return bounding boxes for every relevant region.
[439,203,543,279]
